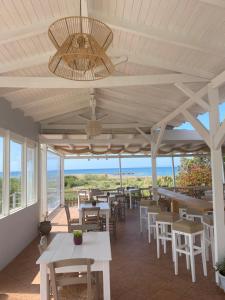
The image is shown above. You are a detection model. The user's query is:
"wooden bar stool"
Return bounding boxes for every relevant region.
[202,215,215,266]
[172,219,207,282]
[156,212,180,259]
[147,205,161,243]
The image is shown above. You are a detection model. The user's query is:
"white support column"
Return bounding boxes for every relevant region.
[60,156,65,206]
[39,144,48,220]
[208,86,225,278]
[171,155,176,188]
[151,141,158,200]
[119,156,122,188]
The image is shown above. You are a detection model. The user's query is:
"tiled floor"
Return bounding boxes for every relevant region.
[0,207,224,300]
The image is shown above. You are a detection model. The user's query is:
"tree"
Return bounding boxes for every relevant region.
[176,156,211,187]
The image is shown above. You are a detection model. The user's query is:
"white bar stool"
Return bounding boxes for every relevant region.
[140,199,151,233]
[186,208,203,223]
[202,215,215,266]
[156,212,180,259]
[147,205,161,243]
[172,219,207,283]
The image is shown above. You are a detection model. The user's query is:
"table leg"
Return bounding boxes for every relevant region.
[129,192,132,209]
[40,263,49,300]
[106,212,109,231]
[103,262,111,300]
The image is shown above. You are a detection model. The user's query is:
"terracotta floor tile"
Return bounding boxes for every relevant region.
[0,207,224,300]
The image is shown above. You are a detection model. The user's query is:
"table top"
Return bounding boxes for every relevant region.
[79,202,110,211]
[37,232,112,265]
[157,188,213,212]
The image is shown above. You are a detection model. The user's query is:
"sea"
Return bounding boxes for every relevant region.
[64,167,178,177]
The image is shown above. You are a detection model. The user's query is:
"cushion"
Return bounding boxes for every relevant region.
[148,205,161,213]
[156,212,180,223]
[172,219,203,234]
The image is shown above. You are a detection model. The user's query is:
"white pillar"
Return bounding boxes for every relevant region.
[171,155,176,188]
[151,141,158,200]
[60,156,65,206]
[208,86,225,274]
[119,156,122,188]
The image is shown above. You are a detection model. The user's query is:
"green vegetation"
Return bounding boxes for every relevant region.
[73,230,82,238]
[176,157,211,187]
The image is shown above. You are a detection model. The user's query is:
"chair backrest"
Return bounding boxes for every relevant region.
[48,258,94,300]
[64,205,71,223]
[82,207,100,226]
[111,202,119,220]
[38,235,48,254]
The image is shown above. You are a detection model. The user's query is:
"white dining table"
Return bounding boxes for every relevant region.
[79,202,110,231]
[36,232,112,300]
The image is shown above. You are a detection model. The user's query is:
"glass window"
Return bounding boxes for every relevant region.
[0,136,3,214]
[9,140,23,210]
[27,146,36,205]
[47,151,61,213]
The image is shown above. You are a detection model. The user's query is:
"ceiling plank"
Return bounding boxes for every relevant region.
[91,11,225,58]
[41,123,149,130]
[199,0,225,9]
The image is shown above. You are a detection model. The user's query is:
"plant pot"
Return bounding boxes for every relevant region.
[74,235,83,245]
[92,200,97,206]
[218,272,225,292]
[39,221,52,236]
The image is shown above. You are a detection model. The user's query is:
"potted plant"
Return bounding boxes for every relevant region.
[216,258,225,292]
[73,230,83,245]
[38,212,52,236]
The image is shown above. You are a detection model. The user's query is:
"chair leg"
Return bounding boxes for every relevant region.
[140,208,142,233]
[148,215,151,243]
[189,235,196,283]
[163,224,167,254]
[201,232,207,277]
[172,232,178,275]
[156,223,160,259]
[185,235,190,270]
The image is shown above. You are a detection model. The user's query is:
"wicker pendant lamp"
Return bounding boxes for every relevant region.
[48,0,115,81]
[85,96,102,137]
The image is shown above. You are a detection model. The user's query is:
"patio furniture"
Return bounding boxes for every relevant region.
[48,258,96,300]
[140,199,153,233]
[156,212,180,259]
[38,236,48,254]
[36,232,112,300]
[64,205,79,233]
[79,203,110,231]
[172,219,207,282]
[202,215,215,265]
[186,208,204,223]
[101,202,119,238]
[82,207,101,230]
[115,195,126,221]
[147,205,161,243]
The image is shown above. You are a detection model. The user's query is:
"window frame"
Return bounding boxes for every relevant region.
[26,142,37,206]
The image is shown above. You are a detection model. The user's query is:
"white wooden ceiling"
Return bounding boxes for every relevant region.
[1,0,225,152]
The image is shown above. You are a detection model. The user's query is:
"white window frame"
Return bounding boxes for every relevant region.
[26,142,38,206]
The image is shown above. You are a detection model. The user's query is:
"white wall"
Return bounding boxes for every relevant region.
[0,203,39,270]
[0,97,40,271]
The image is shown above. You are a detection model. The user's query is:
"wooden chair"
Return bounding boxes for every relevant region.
[48,258,96,300]
[82,207,101,230]
[116,195,126,221]
[101,202,119,238]
[64,205,79,233]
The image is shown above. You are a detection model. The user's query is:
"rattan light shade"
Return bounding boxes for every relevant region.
[48,16,115,81]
